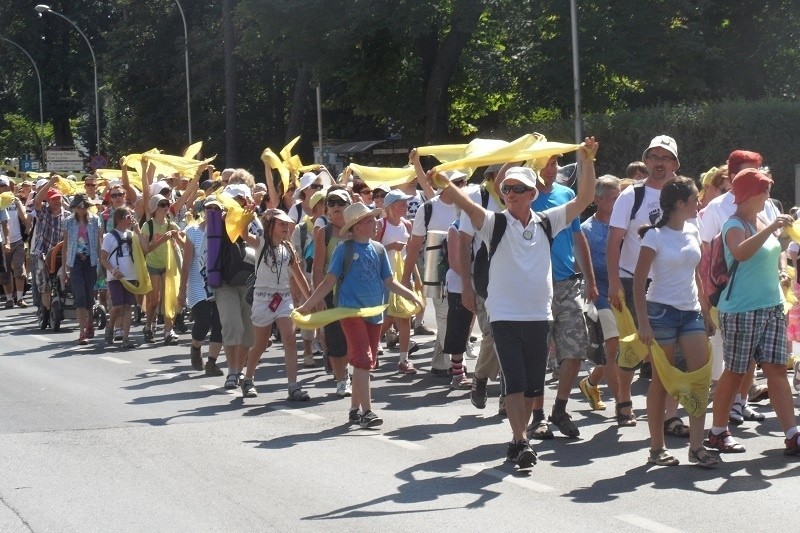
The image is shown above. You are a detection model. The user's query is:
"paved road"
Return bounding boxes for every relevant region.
[1,304,798,532]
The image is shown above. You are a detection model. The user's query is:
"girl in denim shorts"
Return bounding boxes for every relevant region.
[633,177,717,467]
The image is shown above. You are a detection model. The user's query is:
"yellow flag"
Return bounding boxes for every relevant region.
[348,163,416,188]
[610,290,649,371]
[162,242,181,320]
[216,191,255,242]
[55,177,78,196]
[387,251,423,318]
[183,141,203,160]
[649,341,712,417]
[118,233,153,295]
[261,147,291,193]
[291,305,387,330]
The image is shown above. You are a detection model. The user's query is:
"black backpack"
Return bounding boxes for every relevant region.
[216,232,254,287]
[473,212,552,299]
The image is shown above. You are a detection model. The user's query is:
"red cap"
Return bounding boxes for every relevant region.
[731,168,772,204]
[46,188,63,201]
[727,150,763,177]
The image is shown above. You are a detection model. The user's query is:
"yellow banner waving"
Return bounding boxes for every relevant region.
[348,164,416,188]
[291,305,387,330]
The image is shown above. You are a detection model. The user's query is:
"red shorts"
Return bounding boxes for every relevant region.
[339,317,382,371]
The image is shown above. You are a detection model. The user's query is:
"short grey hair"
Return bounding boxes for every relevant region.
[595,174,620,198]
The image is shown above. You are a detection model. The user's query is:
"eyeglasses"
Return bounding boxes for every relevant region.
[327,198,350,207]
[110,192,125,199]
[373,192,387,199]
[501,183,534,194]
[309,183,324,190]
[158,201,170,208]
[646,154,677,163]
[84,183,96,187]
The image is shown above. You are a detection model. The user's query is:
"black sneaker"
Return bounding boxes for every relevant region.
[506,440,537,468]
[640,361,652,380]
[143,328,155,343]
[359,410,383,428]
[348,408,361,424]
[470,377,488,409]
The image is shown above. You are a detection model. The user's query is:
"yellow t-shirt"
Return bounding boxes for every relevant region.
[142,219,179,269]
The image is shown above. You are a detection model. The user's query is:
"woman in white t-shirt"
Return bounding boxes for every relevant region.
[633,176,717,468]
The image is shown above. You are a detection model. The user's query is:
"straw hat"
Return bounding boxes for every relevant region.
[340,202,381,234]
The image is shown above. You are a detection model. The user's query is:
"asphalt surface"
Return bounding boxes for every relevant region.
[1,302,799,532]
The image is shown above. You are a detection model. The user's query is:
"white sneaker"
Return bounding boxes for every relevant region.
[465,342,476,359]
[312,339,324,355]
[336,379,352,398]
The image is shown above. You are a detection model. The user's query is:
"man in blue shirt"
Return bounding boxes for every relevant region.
[528,156,598,440]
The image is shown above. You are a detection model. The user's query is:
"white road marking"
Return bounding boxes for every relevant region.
[616,514,686,533]
[461,463,555,493]
[100,356,130,364]
[369,434,425,450]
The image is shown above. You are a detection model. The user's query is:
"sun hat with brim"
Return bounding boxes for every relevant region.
[149,180,170,196]
[309,190,327,209]
[326,189,352,204]
[373,183,392,194]
[35,178,48,189]
[340,202,382,234]
[500,167,539,189]
[264,208,294,224]
[383,189,413,209]
[224,183,252,201]
[148,194,169,215]
[69,193,91,209]
[294,171,321,201]
[642,135,680,168]
[444,170,468,182]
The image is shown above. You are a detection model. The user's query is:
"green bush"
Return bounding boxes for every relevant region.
[506,99,800,209]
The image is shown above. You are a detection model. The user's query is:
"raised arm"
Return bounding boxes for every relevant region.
[410,148,435,200]
[563,137,598,223]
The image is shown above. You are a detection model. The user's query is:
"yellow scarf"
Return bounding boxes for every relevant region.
[162,241,181,320]
[610,291,649,371]
[386,251,423,318]
[649,341,712,417]
[262,136,319,194]
[118,232,153,295]
[291,305,387,330]
[347,163,416,188]
[215,192,255,242]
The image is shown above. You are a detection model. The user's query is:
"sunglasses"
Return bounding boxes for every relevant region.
[85,183,96,187]
[309,183,324,190]
[327,198,350,207]
[158,201,170,208]
[373,192,387,199]
[110,192,125,199]
[501,183,534,195]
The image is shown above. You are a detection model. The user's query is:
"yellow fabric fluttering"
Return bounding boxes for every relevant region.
[262,136,319,194]
[162,241,181,320]
[347,163,416,188]
[610,291,650,371]
[416,144,470,163]
[182,141,203,160]
[649,341,712,417]
[0,191,15,209]
[291,305,387,330]
[141,152,215,178]
[386,251,423,318]
[785,222,800,244]
[215,191,255,242]
[261,147,291,193]
[118,232,152,295]
[432,133,580,175]
[54,177,78,196]
[95,169,143,191]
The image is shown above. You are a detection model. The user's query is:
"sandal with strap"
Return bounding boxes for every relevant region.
[664,416,690,438]
[688,447,719,468]
[288,385,310,402]
[648,447,679,466]
[615,401,637,427]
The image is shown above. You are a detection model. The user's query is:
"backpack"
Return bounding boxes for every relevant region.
[215,232,254,287]
[629,182,646,221]
[333,239,386,306]
[109,230,134,264]
[473,212,553,299]
[700,215,750,307]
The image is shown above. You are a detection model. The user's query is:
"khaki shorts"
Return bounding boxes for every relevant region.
[549,277,589,364]
[215,283,254,348]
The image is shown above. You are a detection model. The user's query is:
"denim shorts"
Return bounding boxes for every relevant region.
[647,301,705,345]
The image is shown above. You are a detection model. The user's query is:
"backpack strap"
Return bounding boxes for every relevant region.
[480,187,490,209]
[536,211,553,247]
[487,213,508,262]
[299,220,308,254]
[254,238,268,273]
[423,200,433,232]
[324,223,333,246]
[376,217,388,243]
[146,219,155,243]
[629,182,646,221]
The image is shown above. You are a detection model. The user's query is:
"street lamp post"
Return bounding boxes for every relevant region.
[34,4,101,155]
[0,37,45,160]
[174,0,192,144]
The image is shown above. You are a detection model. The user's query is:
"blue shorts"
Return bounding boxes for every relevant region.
[646,301,705,345]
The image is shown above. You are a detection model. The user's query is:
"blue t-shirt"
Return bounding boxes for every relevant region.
[532,182,580,281]
[581,215,609,310]
[328,240,392,324]
[718,218,783,313]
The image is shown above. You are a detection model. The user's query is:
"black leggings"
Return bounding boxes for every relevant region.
[191,300,223,344]
[444,291,474,355]
[491,320,550,397]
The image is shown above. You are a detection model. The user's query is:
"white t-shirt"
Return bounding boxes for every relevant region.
[608,183,662,278]
[476,206,568,321]
[379,218,409,253]
[459,186,504,263]
[254,240,293,293]
[101,230,137,281]
[6,200,23,243]
[411,196,458,236]
[641,223,701,311]
[698,191,779,243]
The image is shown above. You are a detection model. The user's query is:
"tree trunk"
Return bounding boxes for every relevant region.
[222,0,237,166]
[422,0,483,143]
[285,66,311,143]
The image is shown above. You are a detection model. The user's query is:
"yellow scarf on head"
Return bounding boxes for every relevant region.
[347,163,416,188]
[649,341,712,417]
[291,305,387,330]
[118,232,153,295]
